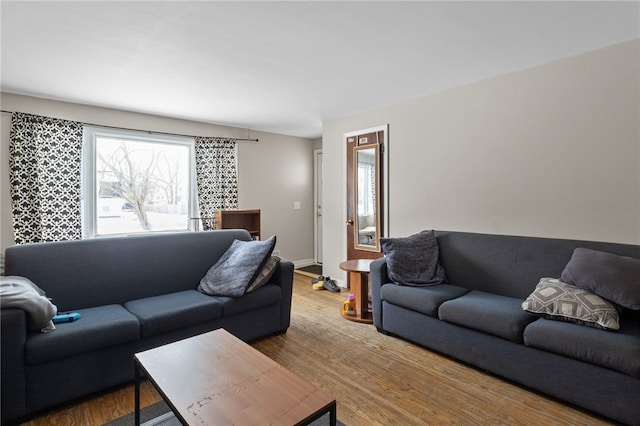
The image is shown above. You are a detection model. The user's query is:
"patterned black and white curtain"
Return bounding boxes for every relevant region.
[194,137,238,230]
[9,112,83,244]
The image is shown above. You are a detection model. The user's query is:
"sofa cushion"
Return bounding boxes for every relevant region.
[125,290,223,338]
[560,248,640,310]
[522,278,620,330]
[439,290,538,343]
[198,236,276,297]
[25,304,139,365]
[381,283,468,317]
[524,317,640,378]
[217,283,282,317]
[380,230,447,286]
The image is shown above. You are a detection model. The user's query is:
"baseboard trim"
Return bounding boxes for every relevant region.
[293,258,316,269]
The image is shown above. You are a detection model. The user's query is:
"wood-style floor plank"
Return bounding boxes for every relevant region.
[19,273,614,425]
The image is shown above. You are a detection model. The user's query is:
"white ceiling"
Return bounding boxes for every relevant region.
[1,1,639,138]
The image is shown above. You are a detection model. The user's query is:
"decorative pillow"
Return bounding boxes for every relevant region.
[560,248,640,310]
[246,256,281,293]
[198,236,276,297]
[522,278,620,330]
[380,230,447,286]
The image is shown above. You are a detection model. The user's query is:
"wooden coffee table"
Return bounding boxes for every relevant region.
[134,329,336,425]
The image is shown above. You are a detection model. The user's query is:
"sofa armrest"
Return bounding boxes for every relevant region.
[370,257,389,329]
[271,259,294,333]
[1,308,28,423]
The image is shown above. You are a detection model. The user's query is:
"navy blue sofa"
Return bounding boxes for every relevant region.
[1,230,294,424]
[370,230,640,425]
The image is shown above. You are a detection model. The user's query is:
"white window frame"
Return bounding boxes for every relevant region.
[82,126,198,238]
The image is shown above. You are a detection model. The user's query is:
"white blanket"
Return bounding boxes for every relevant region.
[1,276,57,332]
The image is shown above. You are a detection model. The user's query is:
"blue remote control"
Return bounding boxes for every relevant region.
[53,312,81,323]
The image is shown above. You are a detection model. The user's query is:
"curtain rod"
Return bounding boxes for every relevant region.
[0,109,259,142]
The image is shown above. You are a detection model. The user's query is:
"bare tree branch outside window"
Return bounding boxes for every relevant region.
[96,137,189,233]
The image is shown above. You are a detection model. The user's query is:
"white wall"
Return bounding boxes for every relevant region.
[0,93,316,264]
[322,39,640,284]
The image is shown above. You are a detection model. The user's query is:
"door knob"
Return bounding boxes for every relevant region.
[346,219,354,225]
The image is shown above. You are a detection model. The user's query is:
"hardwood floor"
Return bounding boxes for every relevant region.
[20,273,614,425]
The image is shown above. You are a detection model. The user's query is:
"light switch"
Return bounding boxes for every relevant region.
[293,201,301,210]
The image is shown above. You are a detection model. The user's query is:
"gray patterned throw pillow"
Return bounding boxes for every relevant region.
[246,256,281,293]
[522,278,620,330]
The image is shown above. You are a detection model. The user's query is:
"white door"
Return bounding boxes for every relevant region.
[314,150,323,264]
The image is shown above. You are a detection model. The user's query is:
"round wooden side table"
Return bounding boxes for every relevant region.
[339,259,376,324]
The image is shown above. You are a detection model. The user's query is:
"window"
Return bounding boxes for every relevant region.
[83,127,196,237]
